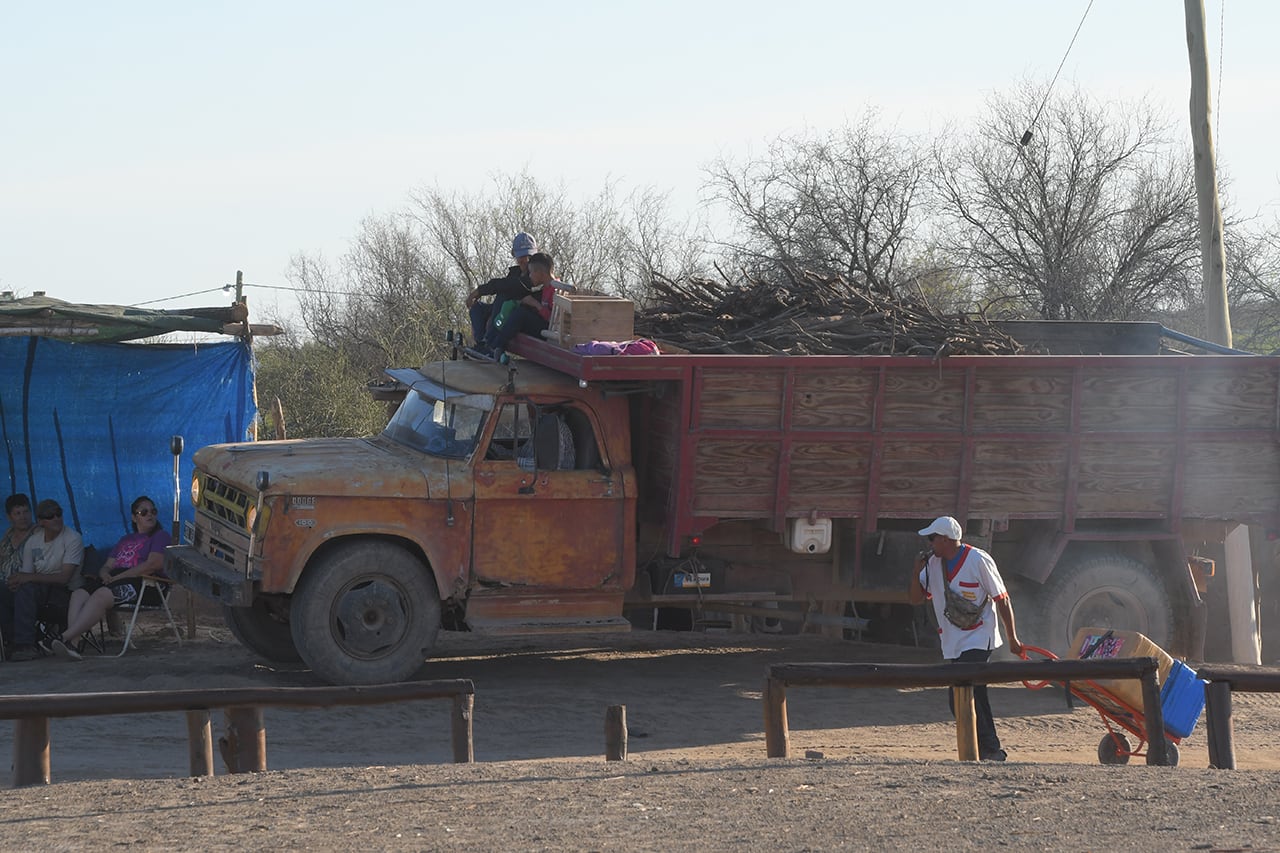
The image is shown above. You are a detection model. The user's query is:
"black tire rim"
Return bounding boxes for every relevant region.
[328,574,413,660]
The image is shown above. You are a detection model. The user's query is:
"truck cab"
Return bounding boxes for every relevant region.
[168,357,636,684]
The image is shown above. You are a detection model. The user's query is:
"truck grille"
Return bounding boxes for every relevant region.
[199,475,252,530]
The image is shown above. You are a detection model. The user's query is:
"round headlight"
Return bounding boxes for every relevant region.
[190,475,202,507]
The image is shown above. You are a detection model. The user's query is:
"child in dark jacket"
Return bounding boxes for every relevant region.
[484,251,573,360]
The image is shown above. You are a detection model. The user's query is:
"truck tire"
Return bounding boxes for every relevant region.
[223,600,302,663]
[1029,554,1174,657]
[290,541,441,685]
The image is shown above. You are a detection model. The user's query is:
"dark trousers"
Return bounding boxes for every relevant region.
[485,304,547,352]
[469,301,498,347]
[1,581,68,646]
[947,647,1001,752]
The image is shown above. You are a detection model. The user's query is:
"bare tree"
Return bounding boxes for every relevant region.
[705,111,930,296]
[1226,217,1280,353]
[407,172,707,304]
[259,173,707,437]
[934,82,1200,321]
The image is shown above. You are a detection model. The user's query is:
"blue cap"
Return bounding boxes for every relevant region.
[511,232,537,258]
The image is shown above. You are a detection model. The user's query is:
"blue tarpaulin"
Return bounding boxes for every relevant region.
[1,337,256,552]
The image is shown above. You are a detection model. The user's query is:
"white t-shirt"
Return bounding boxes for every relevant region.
[22,525,84,589]
[917,543,1008,660]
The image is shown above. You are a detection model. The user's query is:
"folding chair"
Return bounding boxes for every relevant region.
[84,575,183,656]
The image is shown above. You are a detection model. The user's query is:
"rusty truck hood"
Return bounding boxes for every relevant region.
[193,437,434,498]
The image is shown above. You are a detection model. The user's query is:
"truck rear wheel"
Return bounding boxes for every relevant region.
[1030,555,1174,657]
[290,541,441,685]
[224,599,301,663]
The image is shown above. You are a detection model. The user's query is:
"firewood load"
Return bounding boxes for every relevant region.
[633,271,1022,356]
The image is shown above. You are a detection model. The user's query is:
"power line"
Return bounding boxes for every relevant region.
[132,281,352,307]
[130,287,226,307]
[233,281,350,296]
[1021,0,1097,148]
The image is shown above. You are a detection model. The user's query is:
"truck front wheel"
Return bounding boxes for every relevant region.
[290,541,442,685]
[1029,555,1174,656]
[224,599,301,663]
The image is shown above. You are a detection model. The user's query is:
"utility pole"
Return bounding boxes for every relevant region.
[1186,1,1258,665]
[1184,0,1231,347]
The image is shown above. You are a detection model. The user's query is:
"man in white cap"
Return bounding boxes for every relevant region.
[908,515,1023,761]
[466,232,538,351]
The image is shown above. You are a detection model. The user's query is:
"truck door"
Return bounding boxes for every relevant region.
[471,402,626,590]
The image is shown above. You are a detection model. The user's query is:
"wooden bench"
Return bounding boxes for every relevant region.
[763,658,1168,765]
[0,679,476,786]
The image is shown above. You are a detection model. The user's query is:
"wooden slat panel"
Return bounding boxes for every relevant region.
[876,440,962,514]
[970,369,1073,432]
[1184,364,1279,430]
[1075,441,1176,513]
[1183,442,1280,517]
[792,371,876,430]
[785,441,870,514]
[967,440,1070,514]
[692,440,778,515]
[698,368,784,429]
[879,371,966,432]
[1078,368,1179,432]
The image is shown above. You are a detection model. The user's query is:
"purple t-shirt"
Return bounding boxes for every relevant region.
[109,529,172,575]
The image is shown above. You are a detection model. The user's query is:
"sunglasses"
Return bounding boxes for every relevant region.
[927,534,938,541]
[134,508,157,517]
[38,513,61,520]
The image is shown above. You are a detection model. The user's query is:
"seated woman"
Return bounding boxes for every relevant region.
[47,495,171,661]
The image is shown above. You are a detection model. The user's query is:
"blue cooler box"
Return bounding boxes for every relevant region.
[1160,660,1207,738]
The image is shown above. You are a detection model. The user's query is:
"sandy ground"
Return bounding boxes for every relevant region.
[3,607,1280,851]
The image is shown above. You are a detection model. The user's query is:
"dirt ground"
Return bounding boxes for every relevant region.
[3,607,1280,851]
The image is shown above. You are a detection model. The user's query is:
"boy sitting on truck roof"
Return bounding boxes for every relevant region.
[483,251,573,362]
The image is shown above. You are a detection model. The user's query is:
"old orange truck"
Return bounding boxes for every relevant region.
[167,334,1280,684]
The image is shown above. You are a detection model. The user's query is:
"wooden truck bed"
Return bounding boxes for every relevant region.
[511,337,1280,555]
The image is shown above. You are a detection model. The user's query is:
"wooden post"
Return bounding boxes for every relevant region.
[186,710,215,777]
[1183,0,1231,348]
[1204,680,1236,769]
[1224,525,1261,664]
[763,677,789,758]
[953,686,979,761]
[12,718,51,787]
[450,693,474,763]
[1140,668,1169,766]
[220,706,266,773]
[605,704,628,761]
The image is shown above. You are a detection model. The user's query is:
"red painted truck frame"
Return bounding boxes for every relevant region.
[513,336,1280,657]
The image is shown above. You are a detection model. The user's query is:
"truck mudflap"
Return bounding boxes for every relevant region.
[165,544,255,607]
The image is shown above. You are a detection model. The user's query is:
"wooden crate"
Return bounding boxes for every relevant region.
[542,293,635,347]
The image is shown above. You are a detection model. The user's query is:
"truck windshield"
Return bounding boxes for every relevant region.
[383,391,486,458]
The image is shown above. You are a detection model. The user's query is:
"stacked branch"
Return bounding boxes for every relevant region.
[634,270,1021,356]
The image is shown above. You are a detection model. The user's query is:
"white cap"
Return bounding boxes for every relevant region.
[918,516,963,539]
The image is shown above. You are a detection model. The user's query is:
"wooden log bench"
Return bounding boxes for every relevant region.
[0,679,476,787]
[1195,664,1280,770]
[764,658,1167,765]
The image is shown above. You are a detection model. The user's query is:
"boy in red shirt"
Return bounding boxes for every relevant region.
[485,251,573,361]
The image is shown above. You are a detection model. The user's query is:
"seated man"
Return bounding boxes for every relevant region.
[0,493,37,651]
[3,498,82,661]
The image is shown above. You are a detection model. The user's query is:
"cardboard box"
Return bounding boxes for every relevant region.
[1160,659,1207,738]
[543,293,634,347]
[1071,627,1176,711]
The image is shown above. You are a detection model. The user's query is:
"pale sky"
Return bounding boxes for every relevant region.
[2,1,1276,325]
